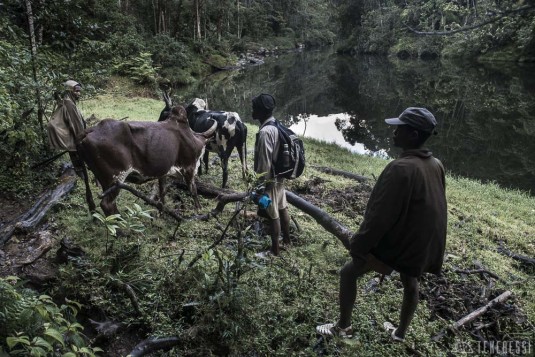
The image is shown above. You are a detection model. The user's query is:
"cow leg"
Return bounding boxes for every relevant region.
[81,164,96,213]
[220,155,229,188]
[184,171,201,211]
[158,177,166,206]
[236,144,248,179]
[100,183,120,216]
[203,150,209,174]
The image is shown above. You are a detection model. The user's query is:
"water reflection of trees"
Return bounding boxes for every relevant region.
[329,55,535,193]
[179,49,535,194]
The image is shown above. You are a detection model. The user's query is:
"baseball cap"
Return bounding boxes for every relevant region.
[252,93,276,112]
[385,107,437,134]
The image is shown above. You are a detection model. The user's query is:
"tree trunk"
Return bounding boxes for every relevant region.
[24,0,46,147]
[152,0,158,34]
[194,0,201,40]
[285,191,352,250]
[237,0,240,39]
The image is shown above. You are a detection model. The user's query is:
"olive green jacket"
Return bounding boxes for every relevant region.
[47,93,85,151]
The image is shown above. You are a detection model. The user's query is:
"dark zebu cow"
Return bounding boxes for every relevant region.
[159,96,248,188]
[77,106,217,216]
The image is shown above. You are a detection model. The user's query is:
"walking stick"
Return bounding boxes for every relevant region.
[31,150,68,170]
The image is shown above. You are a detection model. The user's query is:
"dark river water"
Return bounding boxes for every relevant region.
[180,48,535,195]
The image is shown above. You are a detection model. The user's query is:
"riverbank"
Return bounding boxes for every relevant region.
[1,93,533,356]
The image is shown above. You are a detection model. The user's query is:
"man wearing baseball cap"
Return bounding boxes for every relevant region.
[317,107,447,341]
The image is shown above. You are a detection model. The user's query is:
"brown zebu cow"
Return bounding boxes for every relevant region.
[77,106,216,216]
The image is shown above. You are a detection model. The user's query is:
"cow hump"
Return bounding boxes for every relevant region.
[170,106,188,124]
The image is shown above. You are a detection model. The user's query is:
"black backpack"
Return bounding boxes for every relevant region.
[266,120,305,179]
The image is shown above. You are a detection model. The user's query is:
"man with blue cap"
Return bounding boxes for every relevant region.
[317,107,447,341]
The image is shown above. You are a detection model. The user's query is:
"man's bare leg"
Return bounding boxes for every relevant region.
[396,274,419,338]
[269,218,281,255]
[338,259,373,328]
[279,208,290,244]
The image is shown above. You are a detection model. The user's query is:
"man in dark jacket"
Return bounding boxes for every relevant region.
[316,107,447,341]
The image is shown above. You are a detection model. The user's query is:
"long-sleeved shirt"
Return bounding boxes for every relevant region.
[254,117,281,181]
[350,149,447,277]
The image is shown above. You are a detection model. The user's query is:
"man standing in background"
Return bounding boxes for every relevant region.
[252,93,291,256]
[47,80,87,178]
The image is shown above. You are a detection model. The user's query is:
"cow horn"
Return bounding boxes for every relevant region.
[163,90,172,108]
[201,119,218,138]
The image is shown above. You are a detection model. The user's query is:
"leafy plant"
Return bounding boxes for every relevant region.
[0,276,103,356]
[92,203,152,253]
[112,52,160,86]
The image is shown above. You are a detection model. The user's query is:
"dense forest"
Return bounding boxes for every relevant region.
[1,0,534,195]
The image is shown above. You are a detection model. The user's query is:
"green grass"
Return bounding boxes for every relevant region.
[45,93,534,356]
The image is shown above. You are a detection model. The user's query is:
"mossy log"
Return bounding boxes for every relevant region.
[0,166,77,247]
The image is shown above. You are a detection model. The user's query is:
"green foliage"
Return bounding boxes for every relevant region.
[336,0,535,60]
[0,40,60,195]
[113,52,160,86]
[0,277,103,356]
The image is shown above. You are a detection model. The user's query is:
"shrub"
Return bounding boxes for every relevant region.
[0,276,103,356]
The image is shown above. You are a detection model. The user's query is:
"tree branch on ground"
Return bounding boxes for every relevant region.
[431,290,513,341]
[497,241,535,266]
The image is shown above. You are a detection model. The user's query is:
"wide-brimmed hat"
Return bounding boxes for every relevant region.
[385,107,437,134]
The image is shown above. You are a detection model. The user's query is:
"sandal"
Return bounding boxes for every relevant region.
[383,322,404,342]
[316,322,353,338]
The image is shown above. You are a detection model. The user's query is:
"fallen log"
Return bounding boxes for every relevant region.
[176,181,353,250]
[285,191,351,250]
[311,165,369,182]
[431,290,513,341]
[0,166,77,247]
[109,181,248,222]
[13,231,55,268]
[128,337,180,357]
[119,179,354,249]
